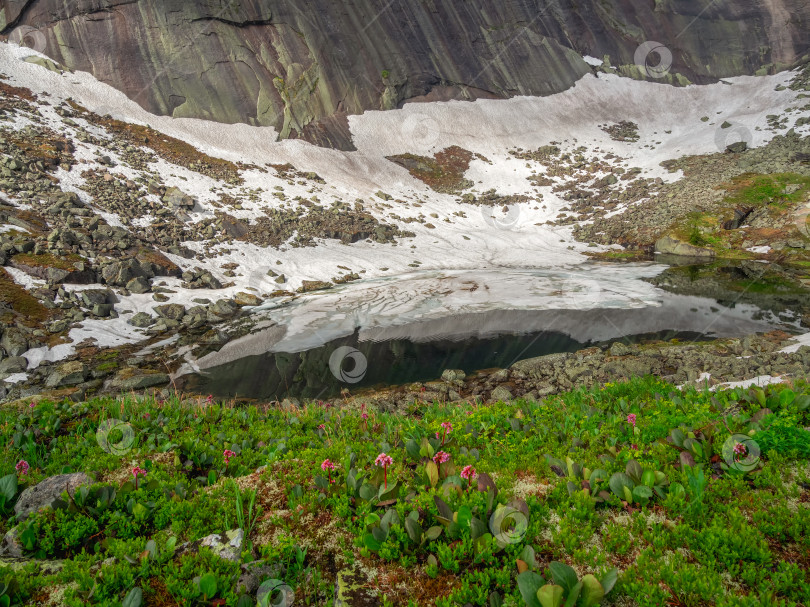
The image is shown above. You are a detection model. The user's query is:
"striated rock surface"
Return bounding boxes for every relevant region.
[2,0,809,148]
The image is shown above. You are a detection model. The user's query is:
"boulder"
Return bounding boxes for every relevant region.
[491,386,513,402]
[153,304,186,320]
[128,312,155,328]
[233,292,262,306]
[654,235,715,258]
[45,361,88,388]
[14,473,93,522]
[126,276,151,294]
[441,369,466,382]
[0,329,29,357]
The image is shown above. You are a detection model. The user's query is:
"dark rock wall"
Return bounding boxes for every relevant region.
[1,0,808,148]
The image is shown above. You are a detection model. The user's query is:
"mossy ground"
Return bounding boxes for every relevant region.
[1,376,808,606]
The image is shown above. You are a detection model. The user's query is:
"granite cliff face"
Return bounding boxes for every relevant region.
[1,0,809,148]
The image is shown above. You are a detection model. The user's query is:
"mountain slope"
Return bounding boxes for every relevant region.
[2,0,809,148]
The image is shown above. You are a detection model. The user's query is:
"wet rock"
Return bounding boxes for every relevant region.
[198,528,243,561]
[108,371,170,391]
[726,141,748,153]
[15,472,93,522]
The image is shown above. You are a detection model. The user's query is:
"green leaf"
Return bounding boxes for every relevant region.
[516,571,544,607]
[363,533,382,552]
[668,482,685,498]
[378,481,399,501]
[641,470,656,487]
[404,517,422,544]
[519,545,537,570]
[425,461,439,488]
[419,437,435,459]
[578,574,605,607]
[470,517,488,540]
[548,561,578,596]
[632,485,652,505]
[625,460,642,481]
[434,496,453,521]
[122,587,142,607]
[609,472,634,500]
[424,526,443,541]
[600,568,618,595]
[670,428,686,448]
[457,505,472,529]
[199,573,217,600]
[563,580,582,607]
[536,584,564,607]
[0,474,17,502]
[405,439,421,460]
[779,389,796,407]
[359,483,376,501]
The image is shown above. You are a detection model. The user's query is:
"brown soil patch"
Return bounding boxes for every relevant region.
[387,146,474,194]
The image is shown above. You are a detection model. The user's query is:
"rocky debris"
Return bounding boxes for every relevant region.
[600,121,639,142]
[441,369,466,382]
[154,304,186,321]
[0,356,28,377]
[726,141,748,153]
[163,187,196,209]
[14,473,93,522]
[0,328,29,357]
[181,268,223,290]
[126,276,151,294]
[298,280,332,293]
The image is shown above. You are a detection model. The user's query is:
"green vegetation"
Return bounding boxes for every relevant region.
[721,173,810,211]
[0,377,809,605]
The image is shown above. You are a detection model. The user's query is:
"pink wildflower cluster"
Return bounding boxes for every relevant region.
[733,442,748,459]
[440,421,452,445]
[375,452,393,488]
[627,414,637,427]
[321,458,336,483]
[15,460,29,476]
[223,449,236,468]
[433,451,450,465]
[460,465,477,487]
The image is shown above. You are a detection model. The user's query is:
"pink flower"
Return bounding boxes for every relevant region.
[361,412,368,420]
[627,414,637,427]
[28,402,35,409]
[460,465,476,481]
[440,421,452,445]
[318,423,326,430]
[433,451,450,464]
[321,459,335,471]
[206,394,214,404]
[435,431,440,439]
[223,449,236,465]
[375,452,393,489]
[132,466,147,489]
[15,460,29,476]
[144,413,150,419]
[733,442,747,460]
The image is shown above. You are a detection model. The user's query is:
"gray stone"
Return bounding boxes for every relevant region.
[15,473,93,522]
[127,312,155,328]
[80,289,112,307]
[441,369,466,382]
[654,235,716,258]
[45,360,88,388]
[153,304,186,320]
[91,303,113,317]
[126,276,151,294]
[491,386,513,401]
[0,357,27,376]
[0,329,28,357]
[233,292,262,306]
[199,528,243,561]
